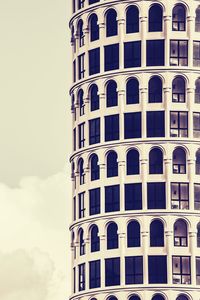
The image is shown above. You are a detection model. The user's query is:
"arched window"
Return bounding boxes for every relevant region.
[150,220,164,247]
[173,148,186,174]
[149,4,163,32]
[91,225,100,252]
[107,151,118,177]
[129,296,141,300]
[89,84,99,111]
[126,6,139,33]
[176,295,189,300]
[174,219,188,246]
[79,228,85,255]
[152,295,165,300]
[126,78,139,104]
[172,5,186,31]
[172,77,185,103]
[127,221,140,247]
[106,80,118,107]
[90,154,99,181]
[107,222,118,249]
[127,149,140,175]
[196,150,200,174]
[78,0,85,9]
[195,6,200,32]
[107,297,118,300]
[148,76,162,103]
[106,9,118,37]
[77,19,84,46]
[78,89,84,116]
[195,78,200,103]
[89,14,99,41]
[79,158,85,185]
[197,222,200,247]
[149,148,163,174]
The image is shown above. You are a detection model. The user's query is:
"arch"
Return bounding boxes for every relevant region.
[176,295,189,300]
[89,13,99,41]
[173,148,186,174]
[107,151,118,177]
[129,296,141,300]
[127,220,140,247]
[174,219,188,246]
[196,6,200,32]
[78,158,85,185]
[107,222,118,249]
[195,78,200,103]
[196,149,200,174]
[150,219,164,247]
[149,148,163,174]
[107,297,118,300]
[126,6,139,33]
[90,154,100,181]
[90,224,100,252]
[152,295,165,300]
[77,19,84,46]
[79,228,85,255]
[78,89,84,115]
[172,4,186,31]
[126,78,139,104]
[106,80,118,107]
[172,76,186,103]
[148,76,162,103]
[127,149,140,175]
[149,4,163,32]
[89,84,99,111]
[106,9,118,37]
[197,222,200,247]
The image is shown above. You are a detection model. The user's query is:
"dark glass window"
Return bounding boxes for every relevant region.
[126,6,139,33]
[89,48,100,75]
[126,78,139,104]
[105,44,119,71]
[195,78,200,103]
[152,295,165,300]
[78,158,85,185]
[105,185,120,212]
[148,256,167,283]
[172,256,191,284]
[172,77,185,103]
[90,154,99,181]
[124,41,141,68]
[171,183,189,210]
[89,188,100,215]
[129,296,141,300]
[127,149,140,175]
[176,296,189,300]
[78,53,85,79]
[148,76,162,103]
[105,114,119,141]
[147,182,166,209]
[89,260,100,288]
[72,0,76,13]
[193,41,200,67]
[73,267,76,293]
[107,222,118,249]
[90,84,99,111]
[193,112,200,138]
[91,226,100,252]
[150,220,164,247]
[79,192,85,218]
[124,112,141,139]
[174,219,188,247]
[107,151,118,177]
[125,183,142,210]
[173,148,186,174]
[172,5,186,31]
[89,118,100,145]
[170,40,188,66]
[106,80,118,107]
[196,257,200,285]
[196,150,200,174]
[125,256,143,284]
[79,229,85,255]
[73,196,76,221]
[195,7,200,32]
[78,19,84,46]
[127,221,140,247]
[78,89,84,116]
[105,257,120,286]
[89,0,99,4]
[149,4,163,32]
[149,148,163,174]
[78,0,85,9]
[106,9,118,37]
[89,14,99,41]
[147,40,164,66]
[73,128,76,151]
[194,184,200,210]
[170,112,188,137]
[147,111,165,137]
[197,223,200,247]
[73,60,76,82]
[78,263,85,291]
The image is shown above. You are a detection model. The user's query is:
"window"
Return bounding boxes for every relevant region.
[78,89,84,116]
[91,225,100,252]
[195,6,200,32]
[170,40,188,66]
[73,59,76,82]
[127,149,140,175]
[152,296,165,300]
[147,183,166,209]
[73,128,76,151]
[107,151,118,177]
[124,112,141,138]
[105,44,119,71]
[171,183,189,209]
[196,257,200,284]
[89,48,100,75]
[78,53,85,79]
[78,263,85,291]
[195,78,200,103]
[193,41,200,67]
[126,6,139,33]
[197,223,200,247]
[194,112,200,138]
[78,0,85,9]
[106,80,118,107]
[126,78,139,104]
[173,148,186,174]
[150,220,164,247]
[147,40,164,66]
[149,4,163,32]
[78,19,84,46]
[78,123,85,148]
[172,5,186,31]
[147,111,165,137]
[149,148,163,174]
[105,257,120,286]
[148,76,162,103]
[125,256,143,284]
[73,267,76,293]
[107,222,118,249]
[89,260,100,289]
[105,185,120,212]
[79,229,85,255]
[172,77,185,103]
[129,296,141,300]
[174,219,188,247]
[105,114,119,141]
[194,184,200,210]
[89,118,100,145]
[127,221,140,247]
[172,256,191,284]
[78,158,85,185]
[89,188,100,215]
[89,0,99,4]
[106,9,118,37]
[124,41,141,68]
[125,183,142,210]
[90,154,99,180]
[90,84,99,111]
[79,192,85,218]
[89,14,99,41]
[72,0,76,13]
[148,256,167,283]
[176,296,189,300]
[73,196,76,221]
[196,150,200,174]
[170,112,188,137]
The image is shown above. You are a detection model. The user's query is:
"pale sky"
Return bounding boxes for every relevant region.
[0,1,72,299]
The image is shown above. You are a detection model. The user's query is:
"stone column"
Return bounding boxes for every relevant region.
[140,159,148,210]
[99,163,106,213]
[99,234,106,287]
[118,89,125,139]
[166,230,173,284]
[188,159,195,210]
[164,16,171,66]
[189,231,197,285]
[164,158,172,210]
[140,87,147,138]
[140,17,147,67]
[119,232,126,286]
[164,87,171,138]
[187,87,195,139]
[118,18,125,69]
[187,16,195,68]
[118,159,125,212]
[141,231,149,284]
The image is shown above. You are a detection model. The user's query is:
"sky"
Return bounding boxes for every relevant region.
[0,1,72,299]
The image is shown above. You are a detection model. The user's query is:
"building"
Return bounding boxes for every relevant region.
[69,1,200,300]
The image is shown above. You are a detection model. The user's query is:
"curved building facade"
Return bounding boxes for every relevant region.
[69,1,200,300]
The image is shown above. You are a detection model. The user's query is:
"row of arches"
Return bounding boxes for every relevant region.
[89,295,190,300]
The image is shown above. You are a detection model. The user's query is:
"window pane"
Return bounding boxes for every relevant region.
[147,40,164,66]
[124,112,141,138]
[105,44,119,71]
[125,183,142,210]
[148,256,167,283]
[124,41,141,68]
[89,48,100,75]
